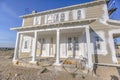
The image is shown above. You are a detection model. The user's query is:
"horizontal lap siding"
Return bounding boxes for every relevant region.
[23,17,34,26]
[86,4,104,19]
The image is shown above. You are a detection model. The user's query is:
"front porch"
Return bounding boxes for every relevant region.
[13,25,93,69]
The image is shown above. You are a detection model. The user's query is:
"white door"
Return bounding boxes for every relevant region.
[67,37,79,58]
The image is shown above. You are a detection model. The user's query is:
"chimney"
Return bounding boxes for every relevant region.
[32,10,37,14]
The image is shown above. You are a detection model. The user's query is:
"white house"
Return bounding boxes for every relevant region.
[11,0,120,69]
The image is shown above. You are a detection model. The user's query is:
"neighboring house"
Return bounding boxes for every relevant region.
[11,0,120,69]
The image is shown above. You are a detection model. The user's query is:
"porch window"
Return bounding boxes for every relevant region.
[42,38,46,50]
[60,13,65,22]
[22,37,31,52]
[77,10,81,20]
[95,37,101,50]
[24,40,28,49]
[68,37,72,50]
[74,37,79,50]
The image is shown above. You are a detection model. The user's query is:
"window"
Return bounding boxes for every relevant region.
[68,37,72,50]
[42,38,46,50]
[74,37,79,50]
[22,37,31,52]
[77,10,81,20]
[54,14,59,22]
[95,37,101,50]
[47,15,53,24]
[24,40,28,49]
[34,16,40,25]
[60,13,65,22]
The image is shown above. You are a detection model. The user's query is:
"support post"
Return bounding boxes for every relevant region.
[13,32,21,61]
[31,31,38,63]
[54,29,61,65]
[85,26,93,69]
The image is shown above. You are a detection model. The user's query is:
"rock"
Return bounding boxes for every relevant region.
[38,68,49,75]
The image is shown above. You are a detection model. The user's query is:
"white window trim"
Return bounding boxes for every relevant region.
[33,16,41,25]
[22,36,31,53]
[73,8,86,20]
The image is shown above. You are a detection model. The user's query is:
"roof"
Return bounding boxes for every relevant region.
[20,0,105,18]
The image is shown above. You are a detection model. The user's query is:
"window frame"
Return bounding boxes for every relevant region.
[33,16,40,25]
[60,13,65,22]
[22,36,31,52]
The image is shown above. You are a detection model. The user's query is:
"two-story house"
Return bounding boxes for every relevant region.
[11,0,120,69]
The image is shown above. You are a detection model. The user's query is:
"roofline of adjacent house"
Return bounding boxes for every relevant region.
[20,0,106,18]
[10,18,97,31]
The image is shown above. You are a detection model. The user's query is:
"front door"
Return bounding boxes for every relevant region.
[39,38,46,56]
[67,37,79,58]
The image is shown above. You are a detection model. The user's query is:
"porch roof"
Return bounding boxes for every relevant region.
[107,19,120,26]
[10,18,96,31]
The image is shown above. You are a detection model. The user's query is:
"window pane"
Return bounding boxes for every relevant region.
[34,16,40,25]
[60,13,65,22]
[77,10,81,20]
[95,37,101,50]
[68,37,72,50]
[54,14,59,22]
[47,15,53,24]
[24,40,28,49]
[74,37,79,50]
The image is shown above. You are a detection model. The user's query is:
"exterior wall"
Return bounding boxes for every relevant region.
[22,2,106,28]
[86,4,104,19]
[90,29,118,64]
[23,17,34,26]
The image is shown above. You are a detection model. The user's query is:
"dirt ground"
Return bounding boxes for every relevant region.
[0,50,119,80]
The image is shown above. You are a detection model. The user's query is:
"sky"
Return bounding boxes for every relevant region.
[0,0,120,48]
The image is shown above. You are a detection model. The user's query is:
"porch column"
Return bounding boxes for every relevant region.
[13,32,21,61]
[54,29,61,65]
[85,26,93,68]
[109,33,118,63]
[31,31,38,63]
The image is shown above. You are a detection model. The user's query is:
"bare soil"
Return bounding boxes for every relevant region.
[0,50,119,80]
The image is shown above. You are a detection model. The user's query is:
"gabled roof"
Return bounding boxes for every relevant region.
[20,0,105,18]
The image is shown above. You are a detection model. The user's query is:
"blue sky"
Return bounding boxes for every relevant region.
[0,0,120,48]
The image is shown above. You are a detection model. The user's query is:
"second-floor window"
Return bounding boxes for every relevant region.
[54,14,59,22]
[60,13,65,22]
[77,10,81,20]
[34,16,40,25]
[47,15,53,24]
